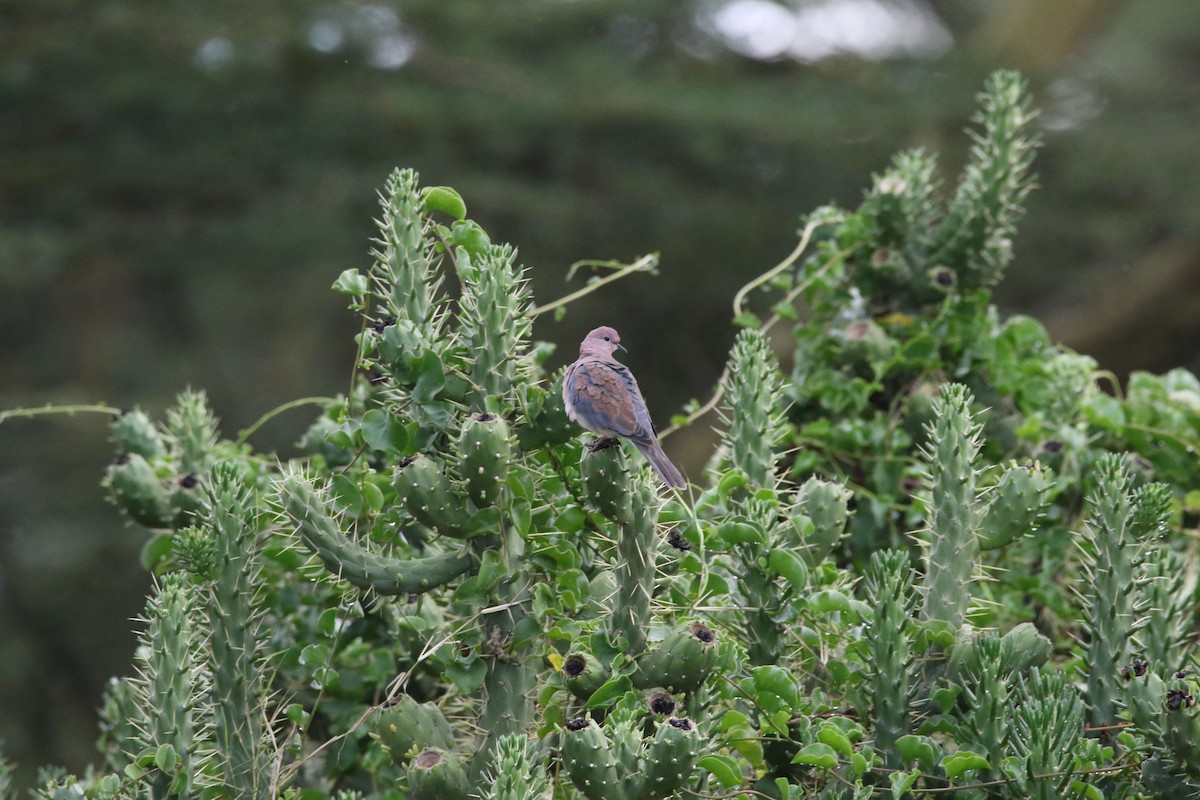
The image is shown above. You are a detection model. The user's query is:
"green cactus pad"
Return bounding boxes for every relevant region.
[458,412,512,507]
[794,477,851,565]
[581,442,633,524]
[105,454,173,528]
[372,695,455,764]
[638,717,700,800]
[978,462,1052,550]
[406,747,470,800]
[110,409,166,459]
[561,717,621,800]
[394,454,470,537]
[633,622,718,693]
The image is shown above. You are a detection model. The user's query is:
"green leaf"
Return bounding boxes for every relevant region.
[896,735,940,767]
[285,703,311,731]
[420,186,467,219]
[154,743,178,773]
[889,769,920,799]
[140,532,175,571]
[768,548,809,592]
[794,743,838,769]
[697,754,743,788]
[941,750,989,779]
[299,643,329,667]
[331,268,369,297]
[411,350,447,404]
[360,408,410,453]
[808,589,852,614]
[584,674,633,710]
[816,723,853,758]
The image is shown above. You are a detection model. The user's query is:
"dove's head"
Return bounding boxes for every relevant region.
[580,326,626,358]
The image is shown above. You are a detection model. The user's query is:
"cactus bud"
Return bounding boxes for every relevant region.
[580,443,633,524]
[563,652,610,702]
[978,462,1052,550]
[406,748,469,800]
[794,477,851,565]
[639,717,701,800]
[371,695,454,764]
[394,454,469,537]
[458,412,511,507]
[105,454,173,528]
[560,717,620,800]
[110,409,165,459]
[633,622,718,693]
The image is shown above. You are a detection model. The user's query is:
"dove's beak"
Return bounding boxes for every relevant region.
[616,343,627,353]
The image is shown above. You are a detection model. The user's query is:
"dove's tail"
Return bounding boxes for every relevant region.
[635,441,687,489]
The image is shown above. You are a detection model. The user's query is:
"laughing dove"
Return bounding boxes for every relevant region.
[563,326,687,488]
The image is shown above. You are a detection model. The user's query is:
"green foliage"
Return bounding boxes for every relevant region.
[13,71,1200,799]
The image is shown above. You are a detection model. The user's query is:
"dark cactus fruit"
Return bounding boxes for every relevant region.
[633,621,718,693]
[458,412,512,507]
[638,717,701,800]
[371,694,454,764]
[560,717,621,800]
[394,454,469,537]
[563,652,610,702]
[406,747,469,800]
[105,454,172,528]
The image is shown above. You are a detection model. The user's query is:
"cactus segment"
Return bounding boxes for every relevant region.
[406,747,470,800]
[280,473,473,595]
[978,462,1052,550]
[106,454,173,528]
[458,412,511,507]
[633,622,718,693]
[110,409,166,459]
[794,477,851,564]
[515,377,577,451]
[638,717,700,800]
[372,695,455,763]
[560,717,621,800]
[581,443,633,524]
[563,652,610,702]
[394,454,471,536]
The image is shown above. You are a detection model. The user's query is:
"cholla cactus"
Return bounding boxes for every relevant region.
[457,243,534,408]
[1079,453,1149,728]
[928,69,1039,294]
[128,573,214,798]
[864,548,917,768]
[715,328,789,487]
[919,383,982,631]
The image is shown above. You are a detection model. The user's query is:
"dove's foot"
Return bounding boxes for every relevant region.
[586,436,620,452]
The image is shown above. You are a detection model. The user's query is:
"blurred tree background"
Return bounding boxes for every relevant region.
[1,0,1198,785]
